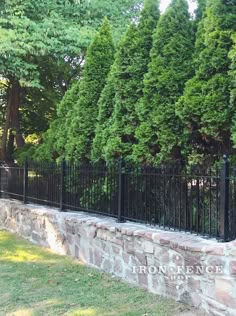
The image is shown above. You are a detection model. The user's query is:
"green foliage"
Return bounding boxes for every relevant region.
[0,0,82,87]
[102,24,139,161]
[14,144,37,165]
[0,0,142,84]
[230,35,236,147]
[0,0,143,162]
[8,0,236,167]
[34,81,80,161]
[91,67,116,161]
[79,174,117,211]
[0,0,87,160]
[176,0,236,164]
[194,0,207,22]
[92,0,160,162]
[133,0,194,164]
[65,18,115,161]
[80,0,144,42]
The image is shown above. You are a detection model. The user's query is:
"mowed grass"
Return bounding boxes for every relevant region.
[0,231,188,316]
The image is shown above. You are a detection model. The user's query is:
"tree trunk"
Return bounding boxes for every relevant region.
[6,130,15,162]
[1,78,25,161]
[1,86,12,161]
[11,80,25,148]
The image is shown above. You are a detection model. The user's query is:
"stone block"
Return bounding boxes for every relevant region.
[159,251,170,264]
[229,260,236,277]
[215,278,236,309]
[108,226,116,233]
[79,245,89,263]
[138,273,148,288]
[146,256,155,266]
[112,238,123,246]
[125,268,138,284]
[184,254,201,269]
[94,249,103,267]
[124,241,135,255]
[187,277,201,292]
[179,240,206,252]
[122,252,130,265]
[133,230,146,238]
[32,231,41,243]
[172,253,184,266]
[144,232,153,241]
[102,259,112,273]
[88,228,97,239]
[89,248,94,264]
[165,277,181,298]
[179,290,193,306]
[143,241,154,254]
[201,280,215,299]
[135,253,147,266]
[112,245,121,255]
[150,275,165,295]
[75,244,79,258]
[191,293,202,308]
[113,259,124,277]
[205,297,228,313]
[204,246,225,256]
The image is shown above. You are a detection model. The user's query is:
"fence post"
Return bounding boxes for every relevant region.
[23,160,28,204]
[219,155,229,241]
[60,160,66,211]
[117,158,126,223]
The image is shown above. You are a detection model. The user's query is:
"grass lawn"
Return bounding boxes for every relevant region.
[0,230,193,316]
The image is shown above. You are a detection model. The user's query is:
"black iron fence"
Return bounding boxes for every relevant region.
[0,156,235,242]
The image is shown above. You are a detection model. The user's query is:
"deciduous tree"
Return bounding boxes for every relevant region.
[0,0,142,161]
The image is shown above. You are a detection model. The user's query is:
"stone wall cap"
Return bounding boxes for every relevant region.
[0,199,233,255]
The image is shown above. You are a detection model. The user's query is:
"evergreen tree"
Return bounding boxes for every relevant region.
[133,0,194,164]
[176,0,236,164]
[91,66,116,161]
[193,0,207,53]
[194,0,207,22]
[230,36,236,147]
[101,24,139,162]
[65,18,115,161]
[92,0,160,162]
[35,81,80,161]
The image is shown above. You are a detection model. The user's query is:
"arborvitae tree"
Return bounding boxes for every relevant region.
[92,0,160,162]
[64,18,115,161]
[133,0,194,164]
[56,82,80,155]
[91,65,116,161]
[100,24,139,161]
[193,0,207,52]
[230,36,236,147]
[194,0,207,22]
[176,0,236,165]
[35,81,80,161]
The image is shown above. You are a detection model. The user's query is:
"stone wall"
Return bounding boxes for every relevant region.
[0,199,236,316]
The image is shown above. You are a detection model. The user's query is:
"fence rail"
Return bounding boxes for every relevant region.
[0,156,235,242]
